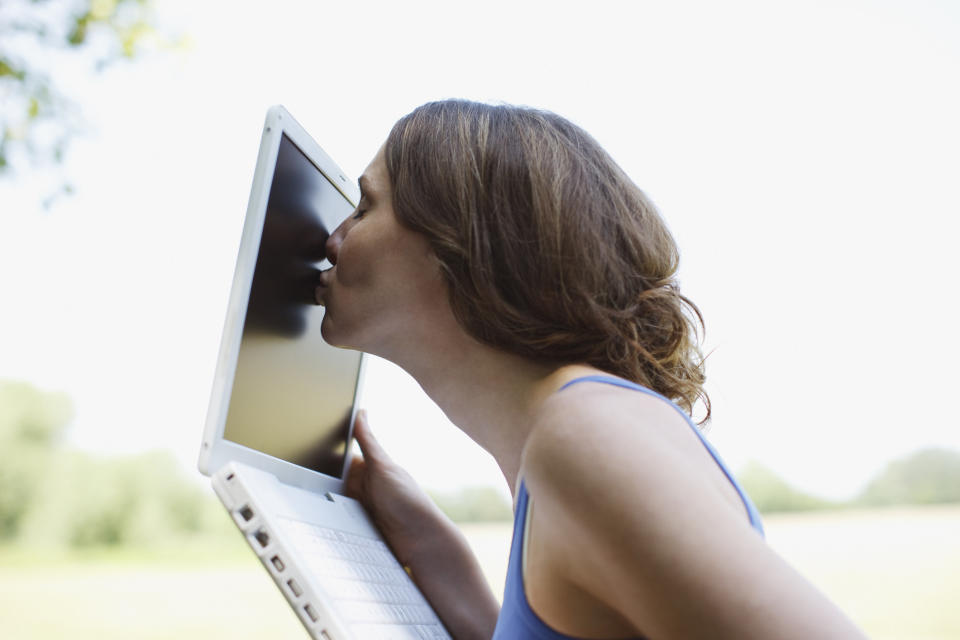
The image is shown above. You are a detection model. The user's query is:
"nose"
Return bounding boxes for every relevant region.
[325,221,346,265]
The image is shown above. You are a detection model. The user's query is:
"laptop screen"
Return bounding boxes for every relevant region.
[222,133,362,478]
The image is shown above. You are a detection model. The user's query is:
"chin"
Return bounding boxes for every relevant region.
[319,317,344,347]
[320,316,362,352]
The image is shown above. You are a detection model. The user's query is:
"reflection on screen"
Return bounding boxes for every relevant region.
[223,134,361,478]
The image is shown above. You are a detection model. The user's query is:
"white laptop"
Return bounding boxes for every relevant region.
[198,105,451,640]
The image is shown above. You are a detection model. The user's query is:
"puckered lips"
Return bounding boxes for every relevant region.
[314,268,332,306]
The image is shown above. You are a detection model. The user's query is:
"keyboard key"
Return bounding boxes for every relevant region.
[276,518,449,637]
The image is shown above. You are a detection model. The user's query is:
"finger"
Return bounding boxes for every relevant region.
[352,409,390,464]
[344,454,366,500]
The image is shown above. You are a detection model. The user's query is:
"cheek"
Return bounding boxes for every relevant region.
[335,226,444,310]
[333,240,371,287]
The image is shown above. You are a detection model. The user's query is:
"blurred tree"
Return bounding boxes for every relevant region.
[856,448,960,506]
[736,461,837,513]
[0,0,165,202]
[0,380,73,539]
[19,449,220,548]
[1,380,228,549]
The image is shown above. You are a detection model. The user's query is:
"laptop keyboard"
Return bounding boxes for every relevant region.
[278,518,450,640]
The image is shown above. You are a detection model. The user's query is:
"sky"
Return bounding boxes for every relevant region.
[1,0,958,501]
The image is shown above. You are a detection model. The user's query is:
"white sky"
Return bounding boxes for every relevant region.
[1,0,958,501]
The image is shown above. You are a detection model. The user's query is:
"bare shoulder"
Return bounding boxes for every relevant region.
[521,380,699,506]
[517,382,699,637]
[518,380,735,588]
[518,380,869,640]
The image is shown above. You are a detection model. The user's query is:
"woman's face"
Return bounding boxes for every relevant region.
[315,146,447,355]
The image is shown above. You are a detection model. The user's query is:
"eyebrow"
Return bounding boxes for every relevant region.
[357,175,369,195]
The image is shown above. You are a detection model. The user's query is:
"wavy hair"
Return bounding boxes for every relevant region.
[384,100,710,423]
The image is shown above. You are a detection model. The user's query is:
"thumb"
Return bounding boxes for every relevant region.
[352,409,390,464]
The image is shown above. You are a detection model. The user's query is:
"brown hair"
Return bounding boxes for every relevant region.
[384,100,710,423]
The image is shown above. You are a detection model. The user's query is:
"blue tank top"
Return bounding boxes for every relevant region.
[490,375,764,640]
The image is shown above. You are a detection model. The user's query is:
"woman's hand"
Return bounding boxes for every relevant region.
[345,411,500,640]
[344,409,449,567]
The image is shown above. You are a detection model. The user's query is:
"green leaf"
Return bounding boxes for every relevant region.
[67,14,91,46]
[0,59,27,81]
[90,0,119,21]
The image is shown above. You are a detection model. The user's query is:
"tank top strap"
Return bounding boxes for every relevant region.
[558,375,764,535]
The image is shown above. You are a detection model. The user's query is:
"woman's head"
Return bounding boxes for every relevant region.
[382,99,709,421]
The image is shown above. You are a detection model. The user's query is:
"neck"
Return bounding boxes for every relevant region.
[375,326,592,495]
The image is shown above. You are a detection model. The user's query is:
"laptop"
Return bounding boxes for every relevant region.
[198,105,451,640]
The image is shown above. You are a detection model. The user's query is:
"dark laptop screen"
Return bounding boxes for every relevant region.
[223,133,362,478]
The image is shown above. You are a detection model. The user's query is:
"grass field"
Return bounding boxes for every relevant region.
[1,505,958,639]
[761,504,960,640]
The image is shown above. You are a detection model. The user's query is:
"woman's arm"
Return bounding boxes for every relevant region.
[522,391,870,640]
[346,411,500,640]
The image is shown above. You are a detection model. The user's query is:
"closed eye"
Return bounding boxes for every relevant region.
[352,207,367,220]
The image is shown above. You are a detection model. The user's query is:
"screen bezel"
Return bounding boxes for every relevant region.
[198,105,364,495]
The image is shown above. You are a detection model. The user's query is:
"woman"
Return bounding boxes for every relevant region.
[314,100,866,639]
